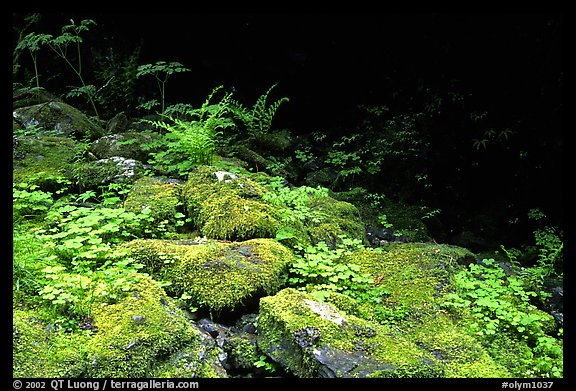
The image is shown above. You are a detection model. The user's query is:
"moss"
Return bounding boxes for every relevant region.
[14,274,228,378]
[305,194,366,246]
[13,101,106,140]
[124,176,182,230]
[84,274,204,377]
[198,193,280,240]
[121,238,293,314]
[324,291,360,317]
[72,157,145,190]
[13,308,93,377]
[224,334,261,370]
[409,312,511,377]
[258,288,445,378]
[181,166,280,241]
[13,136,80,191]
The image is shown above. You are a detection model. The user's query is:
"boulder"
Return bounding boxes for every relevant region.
[13,274,228,378]
[257,288,446,378]
[13,101,106,140]
[120,238,293,316]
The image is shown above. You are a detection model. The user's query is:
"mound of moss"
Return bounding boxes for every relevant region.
[13,274,227,378]
[124,176,183,231]
[257,288,446,378]
[13,135,81,191]
[121,238,293,315]
[181,166,280,241]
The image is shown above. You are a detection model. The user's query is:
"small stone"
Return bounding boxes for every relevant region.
[132,315,145,324]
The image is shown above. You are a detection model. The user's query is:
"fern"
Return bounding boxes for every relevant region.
[230,83,289,136]
[142,86,235,177]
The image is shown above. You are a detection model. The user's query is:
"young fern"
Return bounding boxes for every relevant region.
[142,86,235,177]
[231,83,289,136]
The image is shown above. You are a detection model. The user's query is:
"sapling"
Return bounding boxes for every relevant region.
[136,61,190,114]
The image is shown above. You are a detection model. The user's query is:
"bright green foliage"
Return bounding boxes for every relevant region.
[136,61,190,114]
[141,87,235,178]
[289,235,381,302]
[230,83,289,136]
[442,258,562,377]
[260,176,365,248]
[13,182,54,221]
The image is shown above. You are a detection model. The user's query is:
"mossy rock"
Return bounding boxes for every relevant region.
[120,238,293,315]
[344,242,474,311]
[304,193,366,247]
[13,135,81,191]
[13,101,106,140]
[181,166,280,241]
[13,87,62,109]
[13,308,93,377]
[72,157,145,190]
[257,288,445,378]
[89,132,156,161]
[124,176,183,230]
[13,274,227,378]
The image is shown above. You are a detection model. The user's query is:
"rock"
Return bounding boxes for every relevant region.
[89,132,155,161]
[13,101,106,140]
[106,112,130,133]
[12,135,82,191]
[181,166,279,241]
[72,156,145,189]
[13,274,228,378]
[120,238,293,315]
[257,288,446,378]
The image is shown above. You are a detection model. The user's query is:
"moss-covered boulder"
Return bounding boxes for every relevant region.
[72,156,145,190]
[333,242,557,377]
[121,238,293,315]
[257,288,446,378]
[89,132,156,161]
[13,101,106,140]
[13,135,81,191]
[13,274,227,378]
[181,166,280,241]
[124,176,183,231]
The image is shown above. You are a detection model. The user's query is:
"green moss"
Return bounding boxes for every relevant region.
[344,242,473,310]
[409,312,511,377]
[124,176,182,229]
[181,166,280,241]
[121,238,293,314]
[305,194,366,246]
[258,288,445,378]
[198,193,280,240]
[13,308,93,377]
[84,274,203,377]
[13,136,80,191]
[224,335,261,370]
[14,274,227,378]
